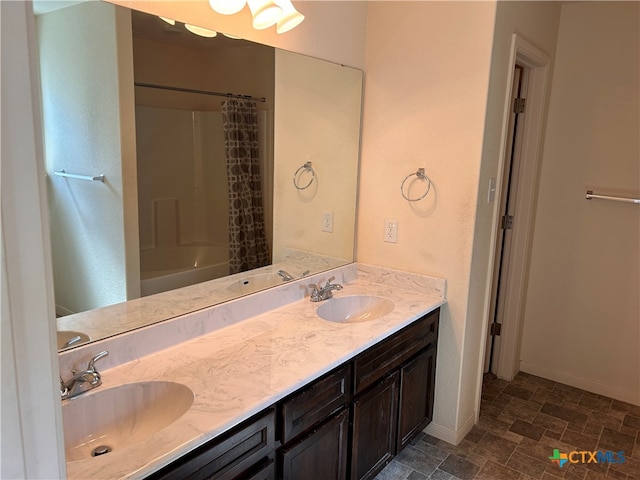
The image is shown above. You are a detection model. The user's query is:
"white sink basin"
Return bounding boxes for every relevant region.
[227,272,283,294]
[57,330,90,350]
[63,381,194,462]
[316,295,395,323]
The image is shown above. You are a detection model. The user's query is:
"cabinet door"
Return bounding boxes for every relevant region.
[397,346,436,451]
[350,371,399,480]
[280,409,349,480]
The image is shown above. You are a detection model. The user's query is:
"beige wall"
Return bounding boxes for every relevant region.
[38,1,140,314]
[520,2,640,404]
[360,1,563,441]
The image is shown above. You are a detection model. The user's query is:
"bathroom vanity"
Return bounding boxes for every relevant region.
[148,308,439,480]
[59,264,445,480]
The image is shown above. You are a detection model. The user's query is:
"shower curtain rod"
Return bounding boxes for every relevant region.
[134,82,267,103]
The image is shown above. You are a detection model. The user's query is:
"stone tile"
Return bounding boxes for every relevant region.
[407,471,429,480]
[437,454,479,480]
[583,471,608,480]
[533,412,569,434]
[472,432,518,465]
[603,468,627,480]
[597,427,636,454]
[608,454,640,479]
[560,429,598,451]
[503,430,525,443]
[540,402,589,427]
[542,473,564,480]
[506,450,548,478]
[413,439,450,461]
[373,459,413,480]
[504,383,537,401]
[552,383,585,404]
[561,463,588,480]
[477,414,513,435]
[530,388,566,406]
[480,399,506,418]
[411,432,427,446]
[524,375,558,390]
[588,412,622,431]
[425,470,453,480]
[544,431,561,441]
[482,383,505,401]
[510,418,547,441]
[423,434,441,446]
[578,392,612,411]
[622,414,640,431]
[493,393,514,408]
[504,397,543,423]
[463,425,487,444]
[611,400,640,418]
[393,445,441,477]
[582,422,603,439]
[497,412,518,425]
[474,459,522,480]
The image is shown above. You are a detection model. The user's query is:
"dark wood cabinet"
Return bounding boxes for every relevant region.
[350,371,399,480]
[397,346,437,451]
[145,308,440,480]
[279,409,349,480]
[146,409,276,480]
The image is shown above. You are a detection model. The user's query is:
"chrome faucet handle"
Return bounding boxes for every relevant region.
[324,276,336,287]
[87,350,109,372]
[308,284,322,302]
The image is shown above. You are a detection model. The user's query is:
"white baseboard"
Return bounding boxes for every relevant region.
[423,413,475,446]
[520,361,640,406]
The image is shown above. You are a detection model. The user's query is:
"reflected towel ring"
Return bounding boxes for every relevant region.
[293,161,315,190]
[400,168,431,202]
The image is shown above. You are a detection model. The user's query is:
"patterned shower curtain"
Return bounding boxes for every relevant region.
[221,98,270,274]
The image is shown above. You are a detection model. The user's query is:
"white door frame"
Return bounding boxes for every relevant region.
[491,34,551,381]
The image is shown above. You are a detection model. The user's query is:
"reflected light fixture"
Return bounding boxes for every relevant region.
[207,0,304,33]
[184,23,218,37]
[159,16,176,25]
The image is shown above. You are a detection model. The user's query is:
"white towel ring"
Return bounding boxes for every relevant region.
[293,161,315,190]
[401,168,431,202]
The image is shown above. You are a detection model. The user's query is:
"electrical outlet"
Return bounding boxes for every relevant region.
[322,211,334,233]
[384,219,398,243]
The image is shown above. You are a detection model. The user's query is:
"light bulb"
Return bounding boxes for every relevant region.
[247,0,282,30]
[158,16,176,25]
[275,0,304,34]
[184,24,218,38]
[208,0,247,15]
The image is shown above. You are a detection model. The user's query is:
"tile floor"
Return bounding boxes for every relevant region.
[374,372,640,480]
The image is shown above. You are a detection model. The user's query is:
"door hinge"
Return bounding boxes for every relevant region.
[513,97,526,114]
[490,322,502,336]
[501,214,514,230]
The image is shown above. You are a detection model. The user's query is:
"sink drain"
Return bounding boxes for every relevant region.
[91,445,112,457]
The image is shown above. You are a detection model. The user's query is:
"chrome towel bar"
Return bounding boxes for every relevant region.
[585,190,640,204]
[54,169,104,182]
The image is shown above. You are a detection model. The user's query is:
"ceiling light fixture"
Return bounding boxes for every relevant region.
[207,0,304,33]
[208,0,247,16]
[275,0,304,34]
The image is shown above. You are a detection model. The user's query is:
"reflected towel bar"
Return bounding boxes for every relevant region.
[54,170,105,182]
[585,190,640,204]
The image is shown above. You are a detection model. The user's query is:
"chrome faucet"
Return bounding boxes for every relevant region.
[308,277,343,302]
[60,350,109,400]
[277,269,295,282]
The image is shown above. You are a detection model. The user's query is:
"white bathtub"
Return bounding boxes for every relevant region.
[140,244,230,296]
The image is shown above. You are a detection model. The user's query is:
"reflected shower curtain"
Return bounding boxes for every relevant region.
[222,98,270,274]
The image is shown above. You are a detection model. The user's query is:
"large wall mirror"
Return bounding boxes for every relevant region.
[35,1,362,351]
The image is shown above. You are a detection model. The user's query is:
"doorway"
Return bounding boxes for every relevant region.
[481,35,551,381]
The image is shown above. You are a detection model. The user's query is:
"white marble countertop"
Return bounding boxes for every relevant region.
[64,269,445,480]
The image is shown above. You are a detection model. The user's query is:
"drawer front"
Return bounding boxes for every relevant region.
[148,409,275,480]
[279,363,351,444]
[354,309,439,394]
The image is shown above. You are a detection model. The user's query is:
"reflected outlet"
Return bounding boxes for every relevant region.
[322,211,334,233]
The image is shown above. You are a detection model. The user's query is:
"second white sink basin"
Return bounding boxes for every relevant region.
[63,381,194,462]
[227,272,283,294]
[316,295,395,323]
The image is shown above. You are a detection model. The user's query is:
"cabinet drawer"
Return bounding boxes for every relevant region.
[279,363,351,444]
[147,409,275,480]
[353,309,439,393]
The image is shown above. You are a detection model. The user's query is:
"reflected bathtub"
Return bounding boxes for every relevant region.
[140,244,230,296]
